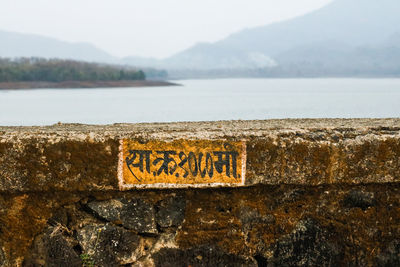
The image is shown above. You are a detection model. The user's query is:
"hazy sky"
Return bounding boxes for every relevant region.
[0,0,332,58]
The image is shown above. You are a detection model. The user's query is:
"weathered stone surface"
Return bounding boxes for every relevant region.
[238,206,275,232]
[156,196,186,228]
[342,190,376,210]
[24,225,81,267]
[87,199,121,222]
[87,198,157,234]
[0,120,399,266]
[376,240,400,266]
[268,218,343,266]
[3,184,398,266]
[0,249,5,266]
[0,119,400,192]
[0,193,82,267]
[77,224,143,266]
[152,246,257,267]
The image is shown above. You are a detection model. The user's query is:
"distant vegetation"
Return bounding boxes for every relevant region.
[141,68,168,80]
[0,58,146,82]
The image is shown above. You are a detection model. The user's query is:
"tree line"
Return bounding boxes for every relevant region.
[0,58,146,82]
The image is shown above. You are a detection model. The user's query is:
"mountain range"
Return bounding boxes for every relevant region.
[0,30,115,63]
[1,0,400,78]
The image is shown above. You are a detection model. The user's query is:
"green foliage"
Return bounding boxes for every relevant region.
[80,253,95,267]
[79,227,103,267]
[0,57,146,82]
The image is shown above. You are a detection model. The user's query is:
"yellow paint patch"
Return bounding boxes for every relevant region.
[118,139,246,189]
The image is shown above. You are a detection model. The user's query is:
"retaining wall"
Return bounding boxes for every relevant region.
[0,119,400,266]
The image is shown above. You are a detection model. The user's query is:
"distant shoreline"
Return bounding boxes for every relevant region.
[0,80,180,90]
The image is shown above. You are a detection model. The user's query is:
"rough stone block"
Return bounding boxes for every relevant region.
[87,198,157,234]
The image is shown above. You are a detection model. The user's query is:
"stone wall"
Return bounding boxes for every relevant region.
[0,119,400,266]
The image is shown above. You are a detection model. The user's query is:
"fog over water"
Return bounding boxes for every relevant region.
[1,79,400,126]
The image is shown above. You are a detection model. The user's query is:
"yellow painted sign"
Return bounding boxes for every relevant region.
[118,139,246,189]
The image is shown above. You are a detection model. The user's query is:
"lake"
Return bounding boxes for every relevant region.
[1,78,400,126]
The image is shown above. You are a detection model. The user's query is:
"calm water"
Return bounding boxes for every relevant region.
[1,78,400,126]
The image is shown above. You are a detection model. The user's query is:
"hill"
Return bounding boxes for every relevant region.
[125,0,400,77]
[3,0,400,77]
[0,30,117,63]
[214,0,400,57]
